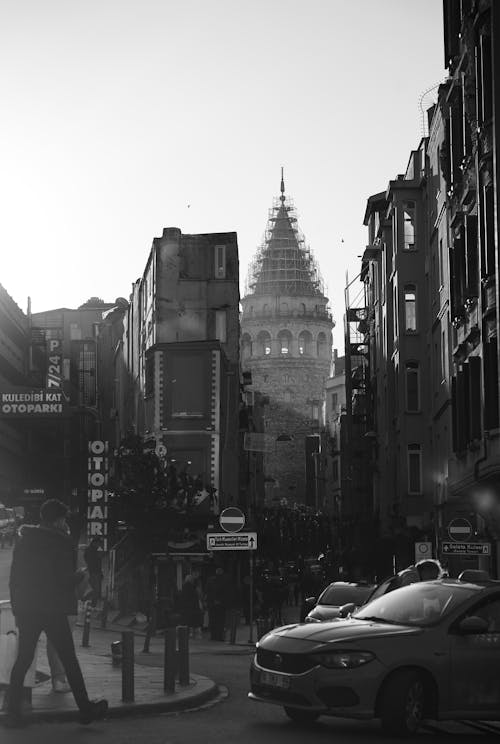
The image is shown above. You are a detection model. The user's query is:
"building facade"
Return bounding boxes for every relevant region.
[443,0,500,575]
[116,227,241,521]
[240,174,333,508]
[0,285,30,506]
[345,0,500,577]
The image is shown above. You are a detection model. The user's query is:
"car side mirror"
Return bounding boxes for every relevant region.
[338,602,356,618]
[304,596,317,608]
[456,616,489,635]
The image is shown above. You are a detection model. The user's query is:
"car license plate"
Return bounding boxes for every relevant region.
[260,671,290,689]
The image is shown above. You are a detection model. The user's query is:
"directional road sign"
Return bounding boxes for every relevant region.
[219,507,246,533]
[441,541,491,556]
[206,532,257,551]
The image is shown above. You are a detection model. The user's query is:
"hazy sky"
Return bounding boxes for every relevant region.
[1,0,445,349]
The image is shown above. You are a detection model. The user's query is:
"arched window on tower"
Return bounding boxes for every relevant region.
[278,330,293,355]
[241,333,253,360]
[298,330,312,355]
[317,332,327,357]
[284,388,293,403]
[262,304,271,316]
[299,303,306,316]
[257,330,272,356]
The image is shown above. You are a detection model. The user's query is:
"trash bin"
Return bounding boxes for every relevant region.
[0,600,38,687]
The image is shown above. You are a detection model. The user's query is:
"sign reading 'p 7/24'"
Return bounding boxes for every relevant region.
[207,532,257,551]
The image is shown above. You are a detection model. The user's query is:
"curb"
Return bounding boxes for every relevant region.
[0,676,221,725]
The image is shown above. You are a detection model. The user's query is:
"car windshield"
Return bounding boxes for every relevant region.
[318,585,374,607]
[354,582,480,627]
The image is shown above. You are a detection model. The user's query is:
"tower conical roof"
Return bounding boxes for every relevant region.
[245,171,326,298]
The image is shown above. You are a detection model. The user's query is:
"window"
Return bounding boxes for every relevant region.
[405,362,420,411]
[298,330,312,355]
[407,444,422,494]
[404,286,417,332]
[331,392,338,411]
[215,310,227,343]
[299,303,306,316]
[284,389,292,403]
[317,332,327,357]
[311,403,320,421]
[438,238,444,288]
[441,331,446,381]
[393,284,399,339]
[214,245,226,278]
[278,330,292,355]
[257,331,271,356]
[241,333,252,360]
[403,202,416,250]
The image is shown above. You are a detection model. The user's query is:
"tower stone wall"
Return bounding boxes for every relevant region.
[241,175,333,506]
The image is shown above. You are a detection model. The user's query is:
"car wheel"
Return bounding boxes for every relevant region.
[380,670,426,737]
[283,706,320,724]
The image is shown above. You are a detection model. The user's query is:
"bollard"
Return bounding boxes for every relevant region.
[163,627,176,694]
[229,609,240,645]
[142,608,157,653]
[121,631,134,702]
[111,640,122,666]
[81,600,92,647]
[177,625,189,686]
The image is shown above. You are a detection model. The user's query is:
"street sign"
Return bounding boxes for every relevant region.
[415,541,432,563]
[206,532,257,551]
[219,507,245,533]
[441,541,491,556]
[448,517,472,542]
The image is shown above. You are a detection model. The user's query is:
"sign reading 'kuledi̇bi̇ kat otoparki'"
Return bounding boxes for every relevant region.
[0,390,66,416]
[87,440,109,551]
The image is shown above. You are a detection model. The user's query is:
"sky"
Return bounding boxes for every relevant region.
[0,0,446,350]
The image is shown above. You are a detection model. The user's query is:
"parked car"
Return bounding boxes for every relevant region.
[249,578,500,736]
[303,581,376,623]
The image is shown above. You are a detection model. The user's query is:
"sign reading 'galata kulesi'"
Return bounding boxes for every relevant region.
[87,440,109,551]
[0,390,66,416]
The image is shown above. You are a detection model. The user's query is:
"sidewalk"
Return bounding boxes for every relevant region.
[0,604,301,724]
[0,627,221,724]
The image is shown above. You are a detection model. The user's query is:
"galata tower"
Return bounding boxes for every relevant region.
[241,171,333,507]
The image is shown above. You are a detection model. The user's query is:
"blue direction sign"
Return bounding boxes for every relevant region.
[207,532,257,551]
[441,541,491,556]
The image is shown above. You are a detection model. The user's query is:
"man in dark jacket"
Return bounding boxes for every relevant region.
[5,499,108,728]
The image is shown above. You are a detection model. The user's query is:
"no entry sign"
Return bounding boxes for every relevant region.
[219,507,245,533]
[448,517,472,542]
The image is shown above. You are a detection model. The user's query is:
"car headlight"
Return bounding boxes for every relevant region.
[314,650,375,669]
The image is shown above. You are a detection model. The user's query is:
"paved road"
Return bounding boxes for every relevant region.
[2,547,500,741]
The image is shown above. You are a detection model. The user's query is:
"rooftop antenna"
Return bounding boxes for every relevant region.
[280,166,285,203]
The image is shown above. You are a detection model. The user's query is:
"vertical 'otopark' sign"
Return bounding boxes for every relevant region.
[87,440,109,551]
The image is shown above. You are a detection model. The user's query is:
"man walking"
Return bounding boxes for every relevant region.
[4,499,108,728]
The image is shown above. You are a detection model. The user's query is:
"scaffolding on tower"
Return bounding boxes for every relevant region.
[244,186,328,301]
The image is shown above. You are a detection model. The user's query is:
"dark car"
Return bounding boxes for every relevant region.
[250,578,500,736]
[304,581,376,623]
